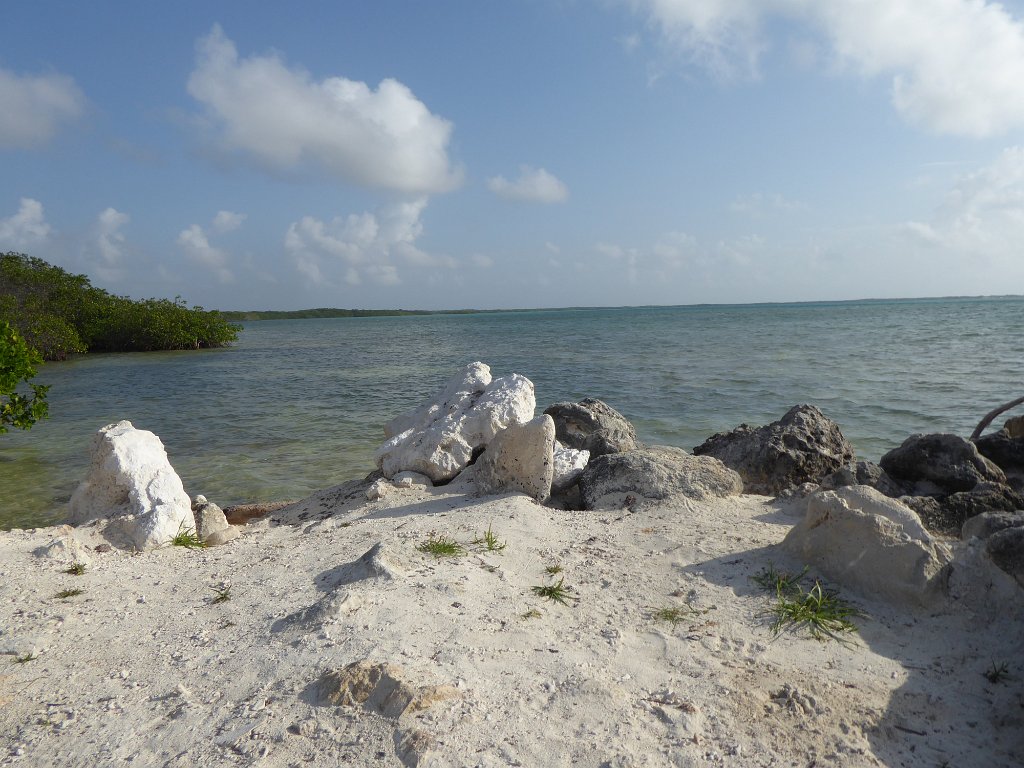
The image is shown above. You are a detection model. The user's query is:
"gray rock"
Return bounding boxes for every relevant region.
[962,511,1024,541]
[194,500,229,540]
[986,527,1024,588]
[579,445,742,510]
[474,415,556,502]
[821,461,906,497]
[543,398,639,457]
[880,433,1005,494]
[973,428,1024,491]
[692,405,854,495]
[898,482,1024,536]
[782,487,951,606]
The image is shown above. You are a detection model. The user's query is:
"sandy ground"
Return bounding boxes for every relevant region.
[1,479,1022,767]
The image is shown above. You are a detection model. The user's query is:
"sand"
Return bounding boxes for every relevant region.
[1,478,1022,767]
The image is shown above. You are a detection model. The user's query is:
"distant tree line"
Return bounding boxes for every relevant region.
[220,307,480,321]
[0,252,240,361]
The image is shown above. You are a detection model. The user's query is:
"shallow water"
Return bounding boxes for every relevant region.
[2,297,1020,529]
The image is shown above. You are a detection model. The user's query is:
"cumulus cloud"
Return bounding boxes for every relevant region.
[178,224,233,283]
[632,0,1024,136]
[488,166,569,203]
[284,198,454,287]
[187,25,462,193]
[0,68,85,148]
[212,210,246,234]
[0,198,51,248]
[904,146,1024,252]
[95,208,130,266]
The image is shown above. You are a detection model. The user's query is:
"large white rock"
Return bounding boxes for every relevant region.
[782,486,952,607]
[552,440,590,493]
[68,421,195,551]
[474,415,556,502]
[375,363,536,483]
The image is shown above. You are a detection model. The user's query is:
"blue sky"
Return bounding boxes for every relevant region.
[3,1,1024,310]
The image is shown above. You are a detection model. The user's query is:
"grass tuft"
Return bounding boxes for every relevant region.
[64,562,86,576]
[417,534,466,558]
[752,564,808,597]
[13,652,37,664]
[651,603,715,626]
[984,661,1010,684]
[55,588,84,600]
[544,564,563,575]
[473,523,506,553]
[211,584,232,604]
[170,524,205,549]
[521,608,542,620]
[763,580,862,643]
[531,577,578,606]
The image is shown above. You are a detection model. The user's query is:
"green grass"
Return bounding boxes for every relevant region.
[417,534,466,558]
[531,577,578,606]
[473,524,506,553]
[55,588,84,599]
[521,608,542,620]
[210,584,232,603]
[169,524,205,549]
[984,661,1011,684]
[763,580,863,643]
[752,564,808,597]
[651,603,715,626]
[544,564,563,575]
[64,562,86,576]
[13,652,37,664]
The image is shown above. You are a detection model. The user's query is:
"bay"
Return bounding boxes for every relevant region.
[1,297,1020,530]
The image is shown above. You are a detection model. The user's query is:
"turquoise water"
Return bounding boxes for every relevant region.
[1,297,1020,529]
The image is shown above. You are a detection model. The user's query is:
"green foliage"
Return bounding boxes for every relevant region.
[651,603,715,626]
[210,584,232,603]
[169,524,205,549]
[0,252,240,361]
[472,523,506,553]
[531,577,578,606]
[0,321,49,434]
[417,534,466,558]
[13,652,38,664]
[762,580,863,643]
[64,563,86,576]
[751,564,808,597]
[55,588,85,599]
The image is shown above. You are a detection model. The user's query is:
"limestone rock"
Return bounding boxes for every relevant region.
[316,660,459,717]
[203,527,239,546]
[986,527,1024,588]
[474,415,556,502]
[962,511,1024,541]
[782,487,951,606]
[552,441,589,493]
[392,471,432,488]
[32,527,92,565]
[273,588,363,632]
[366,478,391,501]
[325,542,405,587]
[579,445,742,510]
[375,363,536,483]
[68,421,195,551]
[543,398,639,457]
[193,499,235,544]
[821,461,905,498]
[693,405,854,495]
[880,433,1005,494]
[974,428,1024,491]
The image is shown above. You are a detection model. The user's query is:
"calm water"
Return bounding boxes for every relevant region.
[1,298,1020,529]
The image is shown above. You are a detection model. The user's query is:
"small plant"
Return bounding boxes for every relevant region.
[544,564,563,575]
[169,524,205,549]
[64,562,86,576]
[531,577,578,606]
[211,584,232,604]
[473,523,506,553]
[752,564,808,597]
[55,588,84,599]
[521,608,542,620]
[764,580,862,643]
[13,652,37,664]
[984,661,1011,684]
[651,603,714,626]
[417,534,465,558]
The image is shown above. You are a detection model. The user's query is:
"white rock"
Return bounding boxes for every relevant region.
[32,527,92,565]
[392,471,432,488]
[375,363,536,483]
[366,478,391,501]
[782,486,952,606]
[474,415,556,502]
[68,421,195,551]
[552,440,589,493]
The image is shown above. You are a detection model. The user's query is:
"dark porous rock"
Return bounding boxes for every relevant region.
[821,460,906,497]
[880,433,1005,495]
[899,495,943,527]
[974,428,1024,491]
[900,483,1024,536]
[692,405,854,495]
[543,398,639,457]
[962,510,1024,541]
[579,445,742,510]
[986,527,1024,588]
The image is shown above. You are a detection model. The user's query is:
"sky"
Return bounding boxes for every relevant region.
[3,1,1024,311]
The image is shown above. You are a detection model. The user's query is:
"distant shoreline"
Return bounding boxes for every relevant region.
[220,293,1024,321]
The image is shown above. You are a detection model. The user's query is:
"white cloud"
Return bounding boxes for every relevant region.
[95,208,129,265]
[632,0,1024,136]
[0,68,85,148]
[177,223,233,283]
[187,25,462,193]
[0,198,51,248]
[284,197,454,287]
[212,210,246,234]
[488,166,569,203]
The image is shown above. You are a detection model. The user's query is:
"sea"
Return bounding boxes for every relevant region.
[1,297,1020,530]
